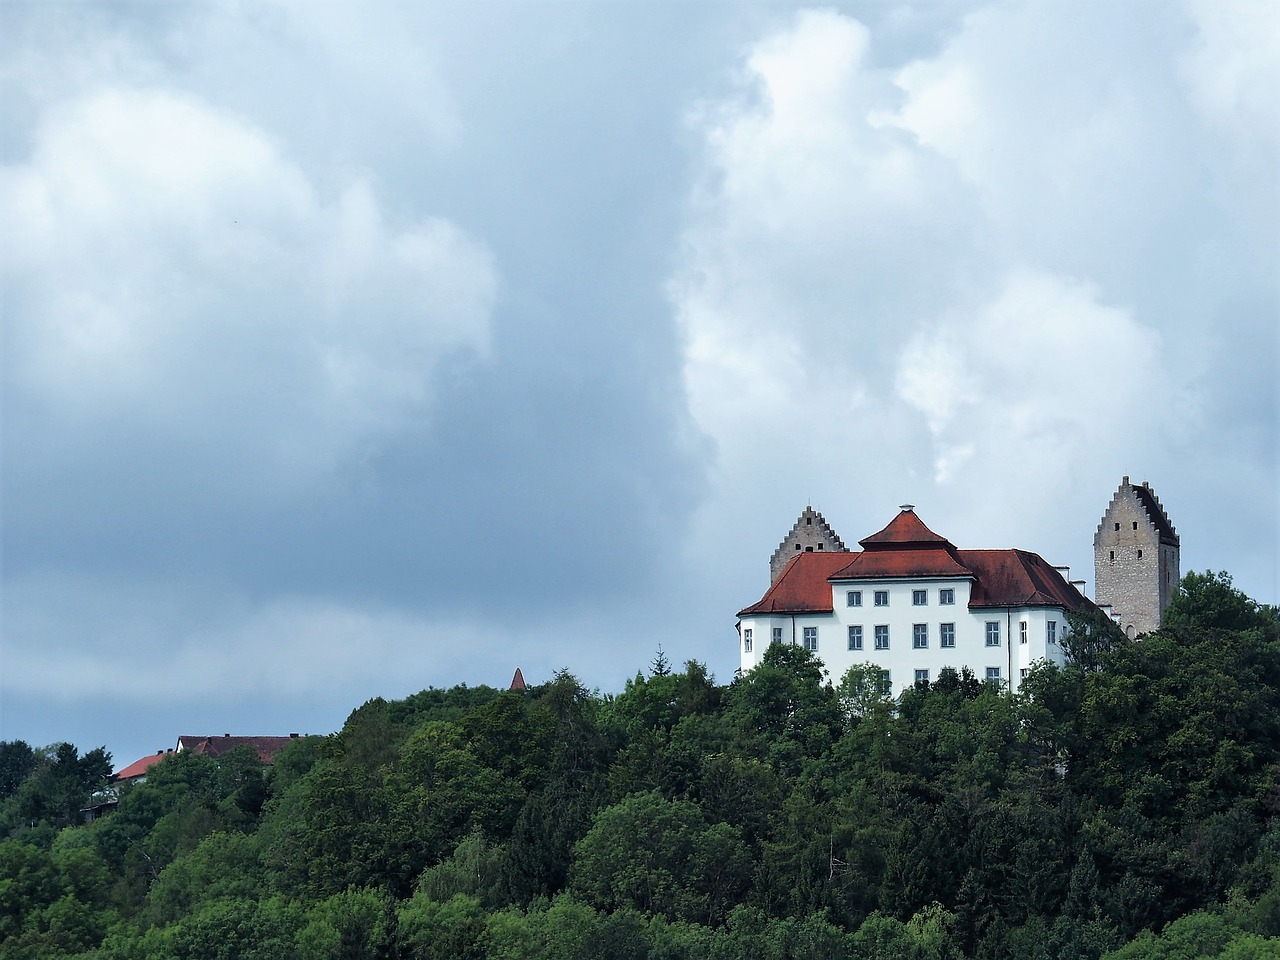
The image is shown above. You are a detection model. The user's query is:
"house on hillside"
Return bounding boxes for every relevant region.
[113,749,174,784]
[737,506,1095,695]
[176,733,304,762]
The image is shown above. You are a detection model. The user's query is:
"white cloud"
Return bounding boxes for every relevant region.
[1,88,496,490]
[896,268,1183,509]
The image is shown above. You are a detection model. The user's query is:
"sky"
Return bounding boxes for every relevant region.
[2,0,1276,772]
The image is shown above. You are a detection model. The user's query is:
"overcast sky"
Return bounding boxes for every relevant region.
[2,1,1276,771]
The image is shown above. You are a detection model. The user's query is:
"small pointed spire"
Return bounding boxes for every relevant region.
[509,667,527,691]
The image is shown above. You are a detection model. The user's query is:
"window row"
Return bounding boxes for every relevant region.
[847,622,957,651]
[846,587,957,608]
[912,667,1005,684]
[746,620,1058,653]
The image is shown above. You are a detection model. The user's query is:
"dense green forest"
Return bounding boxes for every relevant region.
[3,571,1279,959]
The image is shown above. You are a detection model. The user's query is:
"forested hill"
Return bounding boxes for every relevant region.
[3,572,1279,960]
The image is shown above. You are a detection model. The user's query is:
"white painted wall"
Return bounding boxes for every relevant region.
[739,577,1070,693]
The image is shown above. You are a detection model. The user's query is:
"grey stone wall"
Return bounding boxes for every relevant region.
[769,506,849,583]
[1094,478,1180,637]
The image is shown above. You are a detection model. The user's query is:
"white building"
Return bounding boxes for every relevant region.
[737,506,1093,695]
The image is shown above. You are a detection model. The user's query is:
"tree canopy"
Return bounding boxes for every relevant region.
[2,571,1278,959]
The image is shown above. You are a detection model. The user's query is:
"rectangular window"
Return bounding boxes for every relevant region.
[986,666,1002,683]
[940,623,956,648]
[914,669,929,684]
[1019,621,1028,645]
[743,628,752,653]
[848,625,863,651]
[912,623,928,649]
[939,588,955,605]
[912,589,928,606]
[803,626,818,652]
[874,590,890,607]
[986,621,1001,647]
[846,590,862,607]
[874,625,890,650]
[1020,667,1030,680]
[1046,620,1057,645]
[879,669,893,695]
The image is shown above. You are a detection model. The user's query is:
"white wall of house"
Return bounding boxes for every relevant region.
[739,576,1070,694]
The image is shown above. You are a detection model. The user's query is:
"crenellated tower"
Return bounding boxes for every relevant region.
[1094,476,1180,638]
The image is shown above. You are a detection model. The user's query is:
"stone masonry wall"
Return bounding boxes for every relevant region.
[769,506,849,583]
[1094,479,1179,637]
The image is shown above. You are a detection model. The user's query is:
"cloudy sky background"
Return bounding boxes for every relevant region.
[2,1,1276,770]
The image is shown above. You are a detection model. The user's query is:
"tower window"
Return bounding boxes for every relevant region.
[1109,551,1115,561]
[817,543,823,550]
[1137,549,1143,559]
[1114,522,1120,530]
[1133,521,1138,529]
[806,517,812,525]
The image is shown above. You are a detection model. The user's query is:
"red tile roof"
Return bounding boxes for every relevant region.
[738,551,853,616]
[114,751,172,780]
[960,549,1091,610]
[858,509,953,547]
[176,735,301,763]
[830,546,972,580]
[739,509,1093,616]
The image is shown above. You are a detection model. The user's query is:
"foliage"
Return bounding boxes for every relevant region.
[4,576,1279,959]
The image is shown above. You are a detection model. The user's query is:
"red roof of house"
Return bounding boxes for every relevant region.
[960,549,1091,609]
[114,751,172,780]
[738,551,854,616]
[739,509,1092,616]
[176,735,301,763]
[858,509,953,547]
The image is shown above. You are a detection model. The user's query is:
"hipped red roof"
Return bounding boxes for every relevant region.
[738,551,853,616]
[114,751,171,780]
[738,509,1092,616]
[176,735,300,763]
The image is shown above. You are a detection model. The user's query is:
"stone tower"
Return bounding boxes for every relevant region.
[1094,477,1180,638]
[769,506,849,583]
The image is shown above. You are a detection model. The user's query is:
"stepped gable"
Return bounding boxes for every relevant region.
[1131,481,1179,546]
[962,549,1092,610]
[1094,476,1179,546]
[830,506,972,580]
[739,551,852,617]
[769,506,849,583]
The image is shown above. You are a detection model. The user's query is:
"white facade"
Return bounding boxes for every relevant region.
[736,507,1086,695]
[739,576,1069,694]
